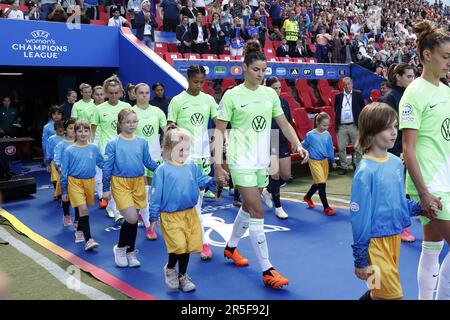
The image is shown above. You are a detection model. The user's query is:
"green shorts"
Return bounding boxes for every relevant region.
[145,160,163,178]
[194,157,211,175]
[410,193,450,225]
[230,168,269,188]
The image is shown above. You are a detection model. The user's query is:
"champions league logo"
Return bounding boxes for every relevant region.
[105,208,290,245]
[30,30,50,39]
[11,30,68,59]
[201,211,290,247]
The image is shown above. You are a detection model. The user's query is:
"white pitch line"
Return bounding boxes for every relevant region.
[281,191,350,204]
[0,226,113,300]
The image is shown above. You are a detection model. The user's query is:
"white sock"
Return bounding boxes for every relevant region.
[107,197,121,218]
[195,190,207,244]
[249,218,272,272]
[228,207,250,248]
[145,185,151,206]
[139,185,151,229]
[436,252,450,300]
[139,208,151,229]
[418,241,444,300]
[94,167,103,199]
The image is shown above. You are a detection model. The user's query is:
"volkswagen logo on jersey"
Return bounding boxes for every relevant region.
[111,120,117,130]
[142,124,154,137]
[442,118,450,141]
[191,113,204,126]
[252,116,266,132]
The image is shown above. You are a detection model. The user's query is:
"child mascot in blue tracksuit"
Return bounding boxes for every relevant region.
[150,125,214,293]
[350,103,425,300]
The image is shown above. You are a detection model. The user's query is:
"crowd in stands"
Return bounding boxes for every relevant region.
[2,0,450,82]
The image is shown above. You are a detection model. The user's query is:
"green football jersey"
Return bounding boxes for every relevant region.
[133,104,167,161]
[71,99,94,121]
[91,100,132,151]
[167,91,217,158]
[399,77,450,196]
[218,84,284,169]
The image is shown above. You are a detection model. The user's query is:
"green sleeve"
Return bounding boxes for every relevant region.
[91,107,100,126]
[167,98,179,123]
[399,89,423,130]
[217,91,233,122]
[209,95,218,120]
[158,108,167,128]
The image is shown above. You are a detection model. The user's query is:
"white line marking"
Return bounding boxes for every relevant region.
[0,226,114,300]
[282,191,350,204]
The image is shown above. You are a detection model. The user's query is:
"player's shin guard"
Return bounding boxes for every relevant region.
[228,207,250,247]
[249,218,272,272]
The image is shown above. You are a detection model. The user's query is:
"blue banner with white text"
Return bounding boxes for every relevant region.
[173,60,350,79]
[0,19,119,68]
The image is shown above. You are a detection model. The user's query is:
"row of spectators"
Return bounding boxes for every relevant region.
[2,0,450,71]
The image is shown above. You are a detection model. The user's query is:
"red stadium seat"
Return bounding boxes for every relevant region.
[183,53,201,60]
[221,78,237,93]
[201,54,218,60]
[291,107,312,141]
[277,57,291,63]
[279,78,289,94]
[337,78,344,91]
[272,41,281,50]
[265,40,275,50]
[295,79,321,113]
[167,43,178,52]
[290,57,304,63]
[330,89,340,109]
[317,79,333,106]
[232,55,244,61]
[90,19,107,25]
[264,47,276,58]
[99,11,110,21]
[154,42,167,53]
[219,55,232,61]
[267,57,278,62]
[321,106,335,119]
[203,81,215,96]
[307,44,316,54]
[164,52,182,65]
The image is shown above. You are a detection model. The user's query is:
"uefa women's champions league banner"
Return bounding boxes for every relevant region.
[172,60,350,80]
[0,19,119,68]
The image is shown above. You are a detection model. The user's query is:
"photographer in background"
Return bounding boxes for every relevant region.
[46,3,68,22]
[340,35,358,63]
[26,2,44,20]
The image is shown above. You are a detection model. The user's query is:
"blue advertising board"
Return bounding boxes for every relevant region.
[0,19,119,68]
[173,60,350,79]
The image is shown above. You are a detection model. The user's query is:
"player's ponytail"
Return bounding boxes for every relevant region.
[413,20,450,61]
[244,40,266,66]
